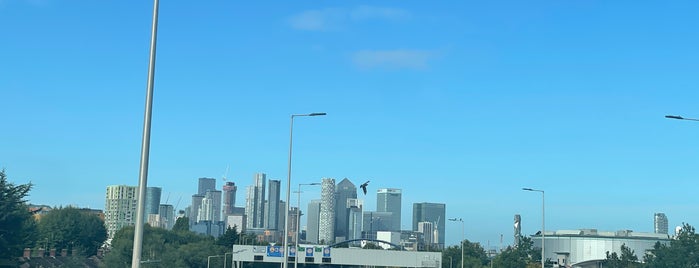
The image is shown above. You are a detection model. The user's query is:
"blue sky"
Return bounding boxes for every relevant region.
[2,0,699,248]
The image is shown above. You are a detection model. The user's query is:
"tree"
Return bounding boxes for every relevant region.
[37,206,107,256]
[216,226,238,248]
[442,240,489,268]
[0,169,37,265]
[491,237,538,268]
[172,216,189,233]
[604,244,640,268]
[645,223,699,267]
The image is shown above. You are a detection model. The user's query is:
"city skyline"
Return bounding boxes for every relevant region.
[2,1,699,249]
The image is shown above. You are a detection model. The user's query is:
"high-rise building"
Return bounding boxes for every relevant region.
[222,181,237,215]
[412,202,446,248]
[418,221,434,249]
[514,214,522,245]
[198,177,216,195]
[190,194,204,227]
[377,188,402,231]
[265,179,281,230]
[362,211,393,239]
[307,199,322,244]
[198,190,222,222]
[104,185,138,239]
[334,178,357,242]
[319,178,336,244]
[348,200,363,241]
[245,173,266,229]
[159,204,174,230]
[144,187,162,219]
[655,213,668,234]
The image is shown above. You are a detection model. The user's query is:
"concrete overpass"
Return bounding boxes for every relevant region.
[230,244,441,267]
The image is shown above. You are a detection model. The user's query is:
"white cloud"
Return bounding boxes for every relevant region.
[288,6,410,32]
[288,8,345,31]
[352,49,436,70]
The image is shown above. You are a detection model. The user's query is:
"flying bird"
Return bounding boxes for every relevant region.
[360,181,370,195]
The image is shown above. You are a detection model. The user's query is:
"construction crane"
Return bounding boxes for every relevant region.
[222,165,230,182]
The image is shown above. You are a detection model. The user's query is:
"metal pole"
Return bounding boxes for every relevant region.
[131,0,159,267]
[295,184,301,268]
[283,115,295,268]
[542,191,545,268]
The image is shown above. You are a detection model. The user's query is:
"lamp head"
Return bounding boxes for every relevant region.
[665,115,684,120]
[309,113,327,116]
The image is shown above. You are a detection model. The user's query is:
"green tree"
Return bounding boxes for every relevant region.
[37,206,107,256]
[216,226,238,248]
[172,216,189,233]
[442,240,489,268]
[645,223,699,267]
[491,237,538,268]
[604,244,641,268]
[0,169,37,266]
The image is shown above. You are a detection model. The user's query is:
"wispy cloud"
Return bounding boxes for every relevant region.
[288,6,411,31]
[352,49,436,70]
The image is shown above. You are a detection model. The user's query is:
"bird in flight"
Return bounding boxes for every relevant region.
[360,181,370,195]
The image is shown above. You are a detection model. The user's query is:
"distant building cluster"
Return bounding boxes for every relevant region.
[102,174,446,250]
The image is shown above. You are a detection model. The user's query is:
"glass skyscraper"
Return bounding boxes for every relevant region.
[377,188,402,231]
[412,202,446,249]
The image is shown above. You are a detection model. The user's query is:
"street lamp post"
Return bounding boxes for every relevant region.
[283,112,326,268]
[132,0,160,267]
[448,218,464,268]
[523,187,545,268]
[295,182,320,268]
[207,255,223,268]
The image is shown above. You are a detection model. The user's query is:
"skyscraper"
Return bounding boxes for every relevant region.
[655,213,668,234]
[418,221,434,249]
[198,190,222,222]
[144,187,162,223]
[514,214,522,245]
[307,199,322,244]
[244,173,266,229]
[190,194,204,227]
[334,178,357,241]
[377,188,402,231]
[347,198,363,241]
[159,204,174,229]
[222,181,237,215]
[319,178,336,244]
[265,179,281,230]
[412,202,446,248]
[198,177,216,195]
[105,185,138,239]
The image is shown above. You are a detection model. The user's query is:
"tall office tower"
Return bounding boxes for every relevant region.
[655,213,668,234]
[190,194,204,227]
[244,173,266,229]
[377,188,402,231]
[265,179,281,230]
[362,211,392,239]
[159,204,174,229]
[104,185,138,239]
[514,214,522,245]
[334,178,357,241]
[307,200,322,244]
[418,222,434,249]
[222,181,237,215]
[319,178,336,244]
[198,190,222,222]
[289,207,300,243]
[412,202,446,248]
[144,187,162,218]
[278,201,286,241]
[347,198,363,241]
[198,177,216,195]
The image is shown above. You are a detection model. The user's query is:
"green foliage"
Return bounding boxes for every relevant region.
[604,244,641,268]
[491,236,539,268]
[0,169,37,264]
[37,206,107,256]
[103,224,226,268]
[442,240,489,268]
[363,242,383,249]
[644,223,699,267]
[216,226,238,248]
[172,217,189,233]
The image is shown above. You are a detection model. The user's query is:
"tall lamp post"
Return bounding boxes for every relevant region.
[448,218,464,268]
[295,182,320,268]
[132,0,160,267]
[283,113,326,268]
[523,187,545,268]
